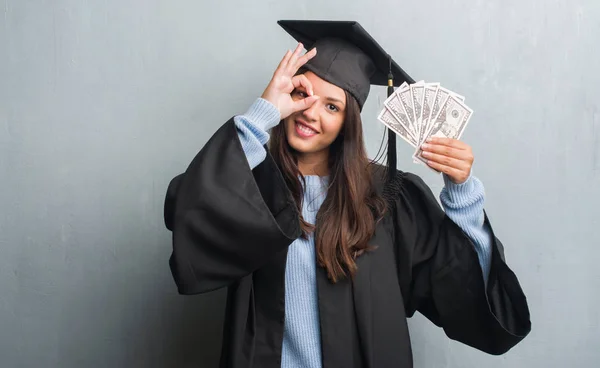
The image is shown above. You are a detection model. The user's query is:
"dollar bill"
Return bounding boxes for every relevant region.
[398,88,417,137]
[423,87,464,141]
[413,94,473,164]
[384,83,416,140]
[410,83,425,145]
[377,106,417,148]
[419,83,439,146]
[424,87,449,141]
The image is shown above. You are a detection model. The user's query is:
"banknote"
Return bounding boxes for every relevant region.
[398,88,417,137]
[377,106,417,148]
[413,94,473,164]
[410,83,425,145]
[419,83,439,146]
[384,83,416,140]
[423,87,464,141]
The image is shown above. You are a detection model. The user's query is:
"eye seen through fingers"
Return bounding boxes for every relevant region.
[292,89,341,113]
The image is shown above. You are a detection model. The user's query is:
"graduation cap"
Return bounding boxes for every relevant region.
[278,20,416,179]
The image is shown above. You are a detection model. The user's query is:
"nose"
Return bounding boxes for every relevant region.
[302,99,320,121]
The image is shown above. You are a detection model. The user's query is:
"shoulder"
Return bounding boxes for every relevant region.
[368,163,435,202]
[369,165,447,229]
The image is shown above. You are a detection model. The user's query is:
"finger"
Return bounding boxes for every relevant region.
[420,143,472,161]
[274,50,293,75]
[293,47,317,71]
[420,151,471,171]
[292,74,314,96]
[425,160,468,181]
[426,136,468,150]
[291,95,320,113]
[285,43,305,74]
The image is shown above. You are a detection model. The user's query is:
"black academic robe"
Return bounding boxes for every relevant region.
[164,119,531,368]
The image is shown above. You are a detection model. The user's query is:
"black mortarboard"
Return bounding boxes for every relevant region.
[278,20,416,179]
[277,20,415,109]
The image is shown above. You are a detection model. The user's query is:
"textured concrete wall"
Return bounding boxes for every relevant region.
[1,0,598,367]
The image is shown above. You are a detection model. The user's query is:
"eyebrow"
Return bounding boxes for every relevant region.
[324,96,346,106]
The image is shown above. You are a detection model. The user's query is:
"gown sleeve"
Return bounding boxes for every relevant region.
[439,175,492,284]
[164,119,301,295]
[390,171,531,355]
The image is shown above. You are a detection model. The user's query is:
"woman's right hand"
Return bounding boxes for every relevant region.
[261,43,319,120]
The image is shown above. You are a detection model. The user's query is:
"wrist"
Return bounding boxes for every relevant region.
[242,98,281,132]
[260,91,277,109]
[441,174,484,208]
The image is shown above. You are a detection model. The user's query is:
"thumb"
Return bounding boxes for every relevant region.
[290,95,319,114]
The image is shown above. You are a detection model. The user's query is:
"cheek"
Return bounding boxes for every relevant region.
[321,116,345,141]
[282,116,295,136]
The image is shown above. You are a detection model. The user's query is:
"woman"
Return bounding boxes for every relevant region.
[164,20,530,368]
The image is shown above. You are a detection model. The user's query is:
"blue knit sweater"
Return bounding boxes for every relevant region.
[234,98,493,368]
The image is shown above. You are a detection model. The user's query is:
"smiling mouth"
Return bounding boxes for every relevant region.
[295,121,319,137]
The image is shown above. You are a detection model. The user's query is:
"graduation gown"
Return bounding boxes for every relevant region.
[164,119,531,368]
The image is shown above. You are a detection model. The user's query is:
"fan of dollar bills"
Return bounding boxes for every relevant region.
[377,81,473,168]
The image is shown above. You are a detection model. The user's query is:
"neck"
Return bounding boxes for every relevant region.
[297,150,329,176]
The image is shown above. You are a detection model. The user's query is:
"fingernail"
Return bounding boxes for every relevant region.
[426,137,432,143]
[421,151,430,157]
[421,143,430,150]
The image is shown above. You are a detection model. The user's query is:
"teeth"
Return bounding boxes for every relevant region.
[297,123,317,135]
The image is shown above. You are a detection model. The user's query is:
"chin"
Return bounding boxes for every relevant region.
[288,139,320,154]
[286,133,315,153]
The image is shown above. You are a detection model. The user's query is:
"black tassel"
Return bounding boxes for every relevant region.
[386,54,396,182]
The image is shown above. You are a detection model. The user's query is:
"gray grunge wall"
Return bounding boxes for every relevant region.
[1,0,598,367]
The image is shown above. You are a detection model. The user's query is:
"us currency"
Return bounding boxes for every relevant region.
[377,106,417,148]
[384,83,415,140]
[423,86,464,141]
[413,94,473,164]
[410,83,425,145]
[398,88,417,138]
[418,83,439,146]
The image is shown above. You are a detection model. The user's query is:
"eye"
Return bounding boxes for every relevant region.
[292,90,308,98]
[326,104,339,112]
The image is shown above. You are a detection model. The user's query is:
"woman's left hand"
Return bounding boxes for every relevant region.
[420,137,474,184]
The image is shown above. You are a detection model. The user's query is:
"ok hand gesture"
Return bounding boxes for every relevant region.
[261,43,320,120]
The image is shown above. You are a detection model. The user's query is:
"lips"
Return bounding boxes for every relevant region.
[294,120,319,138]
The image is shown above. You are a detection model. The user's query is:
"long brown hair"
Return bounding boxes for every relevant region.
[269,89,386,283]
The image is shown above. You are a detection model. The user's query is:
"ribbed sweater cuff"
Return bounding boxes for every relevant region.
[243,98,281,132]
[233,98,281,170]
[441,174,483,208]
